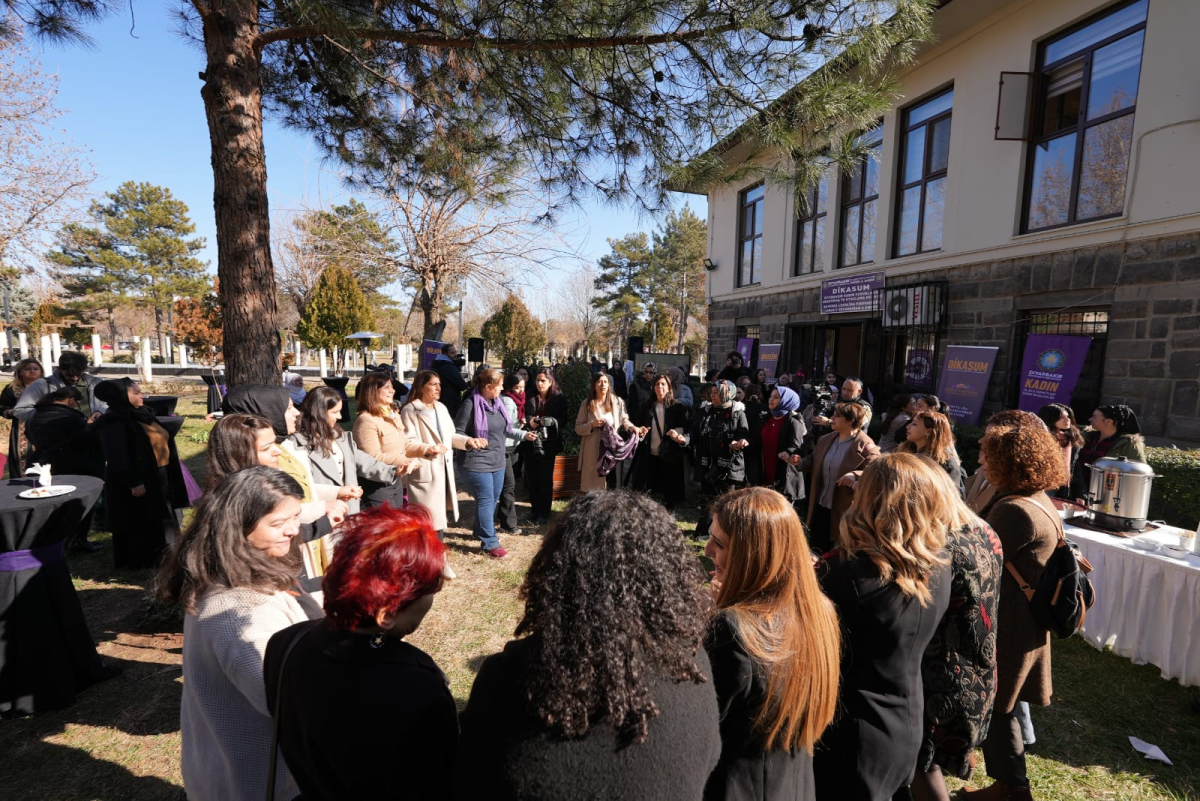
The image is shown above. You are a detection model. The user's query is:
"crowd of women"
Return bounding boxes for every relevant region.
[2,352,1152,800]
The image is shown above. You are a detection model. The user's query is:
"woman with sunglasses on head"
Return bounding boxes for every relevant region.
[704,487,840,800]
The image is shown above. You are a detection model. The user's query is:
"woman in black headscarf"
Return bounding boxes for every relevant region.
[1070,403,1146,501]
[94,378,188,569]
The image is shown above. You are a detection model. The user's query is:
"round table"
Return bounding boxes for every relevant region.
[0,475,107,715]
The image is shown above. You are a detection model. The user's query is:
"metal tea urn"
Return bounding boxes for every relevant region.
[1085,456,1160,532]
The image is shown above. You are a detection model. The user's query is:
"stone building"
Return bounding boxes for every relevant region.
[677,0,1200,443]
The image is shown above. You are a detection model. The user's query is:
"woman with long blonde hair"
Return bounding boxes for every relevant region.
[704,487,840,800]
[814,452,954,800]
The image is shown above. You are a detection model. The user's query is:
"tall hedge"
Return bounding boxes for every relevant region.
[555,359,592,455]
[1146,447,1200,531]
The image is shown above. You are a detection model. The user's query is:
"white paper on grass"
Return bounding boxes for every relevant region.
[1129,736,1173,765]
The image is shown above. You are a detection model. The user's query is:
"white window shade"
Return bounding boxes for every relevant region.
[995,71,1034,141]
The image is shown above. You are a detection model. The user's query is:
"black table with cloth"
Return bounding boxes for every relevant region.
[0,475,108,715]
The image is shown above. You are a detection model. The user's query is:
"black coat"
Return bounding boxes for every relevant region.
[93,412,187,569]
[607,366,629,399]
[704,611,815,801]
[697,404,750,486]
[265,619,457,801]
[432,357,469,419]
[626,377,657,427]
[757,411,807,503]
[524,392,568,459]
[455,636,722,800]
[25,404,104,478]
[815,553,951,800]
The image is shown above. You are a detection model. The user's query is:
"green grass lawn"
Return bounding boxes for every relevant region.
[0,388,1196,799]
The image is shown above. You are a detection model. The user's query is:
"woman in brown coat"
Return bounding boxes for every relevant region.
[574,372,637,492]
[963,412,1067,801]
[799,402,879,554]
[352,371,425,507]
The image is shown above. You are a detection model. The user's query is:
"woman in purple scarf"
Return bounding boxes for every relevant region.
[453,368,529,559]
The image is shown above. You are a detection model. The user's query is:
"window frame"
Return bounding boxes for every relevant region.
[1021,0,1147,233]
[793,172,829,277]
[893,87,954,258]
[839,128,883,268]
[737,183,765,287]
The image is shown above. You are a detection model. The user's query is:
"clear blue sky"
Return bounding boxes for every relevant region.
[31,3,706,313]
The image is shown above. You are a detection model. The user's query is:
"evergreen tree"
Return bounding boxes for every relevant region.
[649,206,708,351]
[593,234,653,355]
[48,182,207,356]
[296,264,376,372]
[481,294,546,371]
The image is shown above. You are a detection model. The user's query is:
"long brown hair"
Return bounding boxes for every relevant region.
[355,370,395,416]
[651,374,675,406]
[711,488,841,753]
[900,410,956,466]
[296,386,342,456]
[155,467,304,613]
[403,370,439,409]
[206,413,274,490]
[588,371,615,416]
[838,453,958,606]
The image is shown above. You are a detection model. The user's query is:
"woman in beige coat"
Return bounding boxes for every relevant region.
[352,372,426,509]
[574,371,638,492]
[399,370,471,537]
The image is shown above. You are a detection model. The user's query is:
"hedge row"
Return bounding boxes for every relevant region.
[1146,447,1200,531]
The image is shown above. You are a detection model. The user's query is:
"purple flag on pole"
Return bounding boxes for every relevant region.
[420,339,444,370]
[736,337,756,366]
[757,345,781,381]
[1017,334,1092,412]
[936,346,999,426]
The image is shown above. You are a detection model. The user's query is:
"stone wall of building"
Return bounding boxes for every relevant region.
[708,231,1200,442]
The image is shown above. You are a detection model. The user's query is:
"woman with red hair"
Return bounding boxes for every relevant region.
[263,504,457,799]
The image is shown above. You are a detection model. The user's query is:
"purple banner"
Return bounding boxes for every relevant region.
[1017,334,1093,412]
[821,270,884,315]
[936,346,999,427]
[420,339,444,370]
[904,348,934,387]
[736,337,756,366]
[757,344,781,381]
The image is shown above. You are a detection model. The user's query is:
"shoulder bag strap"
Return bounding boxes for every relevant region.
[1001,496,1064,603]
[265,622,316,801]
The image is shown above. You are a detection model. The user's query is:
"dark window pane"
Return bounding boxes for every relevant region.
[897,187,921,256]
[1044,0,1147,64]
[745,183,765,203]
[740,240,753,284]
[1077,115,1134,219]
[816,174,829,215]
[903,125,926,184]
[798,220,813,274]
[1027,133,1076,230]
[861,200,877,263]
[1087,31,1144,119]
[753,199,764,235]
[844,164,862,202]
[921,177,946,251]
[814,216,826,270]
[907,90,954,126]
[928,117,952,174]
[742,204,755,236]
[864,145,881,197]
[751,238,763,284]
[842,206,860,267]
[1039,60,1083,135]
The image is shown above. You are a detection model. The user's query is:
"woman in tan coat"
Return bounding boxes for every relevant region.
[399,370,470,537]
[963,412,1067,801]
[799,402,879,554]
[574,372,638,492]
[352,371,425,509]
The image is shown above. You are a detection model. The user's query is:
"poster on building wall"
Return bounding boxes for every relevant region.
[904,349,934,387]
[736,337,757,367]
[936,345,1000,426]
[757,345,781,381]
[420,339,444,369]
[820,271,885,315]
[1016,334,1093,412]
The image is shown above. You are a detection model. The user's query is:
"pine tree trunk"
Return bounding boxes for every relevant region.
[420,285,446,341]
[154,307,166,365]
[199,4,281,387]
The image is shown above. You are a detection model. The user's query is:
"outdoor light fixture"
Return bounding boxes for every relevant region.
[703,258,717,272]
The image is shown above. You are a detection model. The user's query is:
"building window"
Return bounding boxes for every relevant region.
[1024,0,1146,232]
[895,88,953,257]
[793,173,828,276]
[840,128,883,268]
[737,184,765,287]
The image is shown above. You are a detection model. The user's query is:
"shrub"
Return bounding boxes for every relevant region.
[111,354,134,364]
[954,424,985,476]
[555,359,591,456]
[1146,447,1200,531]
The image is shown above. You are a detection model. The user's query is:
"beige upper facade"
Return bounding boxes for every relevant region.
[698,0,1200,305]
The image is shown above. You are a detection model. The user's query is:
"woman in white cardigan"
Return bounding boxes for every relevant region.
[155,466,323,801]
[400,370,470,538]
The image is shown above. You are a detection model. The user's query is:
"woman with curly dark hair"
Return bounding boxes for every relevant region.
[961,413,1068,801]
[455,490,721,799]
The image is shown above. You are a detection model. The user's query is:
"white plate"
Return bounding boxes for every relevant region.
[1160,545,1192,560]
[1129,538,1161,552]
[17,485,75,499]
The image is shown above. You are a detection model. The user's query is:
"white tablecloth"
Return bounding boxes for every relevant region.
[1065,522,1200,687]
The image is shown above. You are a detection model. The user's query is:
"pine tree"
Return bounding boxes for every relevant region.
[649,206,708,351]
[48,182,207,355]
[296,265,376,372]
[481,295,546,371]
[593,234,653,355]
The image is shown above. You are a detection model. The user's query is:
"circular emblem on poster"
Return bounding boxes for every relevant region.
[1037,349,1065,371]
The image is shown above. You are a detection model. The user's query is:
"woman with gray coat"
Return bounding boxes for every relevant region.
[288,387,397,516]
